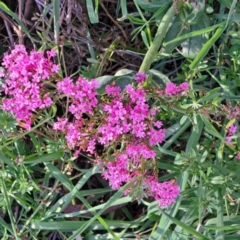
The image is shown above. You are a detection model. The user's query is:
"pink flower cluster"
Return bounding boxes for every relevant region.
[226,124,237,143]
[53,75,181,206]
[57,76,99,118]
[54,77,99,153]
[225,123,240,159]
[134,71,148,83]
[1,46,185,207]
[98,83,166,146]
[98,80,182,207]
[0,45,59,129]
[102,144,156,189]
[146,178,180,207]
[102,144,180,207]
[164,82,189,96]
[236,152,240,159]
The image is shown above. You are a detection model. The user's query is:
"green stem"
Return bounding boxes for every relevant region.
[139,4,176,72]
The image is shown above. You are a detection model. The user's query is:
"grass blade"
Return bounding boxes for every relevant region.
[189,22,225,69]
[1,175,21,240]
[86,0,99,24]
[158,208,209,240]
[52,0,60,44]
[24,151,63,165]
[44,163,120,239]
[0,2,35,43]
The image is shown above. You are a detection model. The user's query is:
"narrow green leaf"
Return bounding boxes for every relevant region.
[0,152,16,169]
[141,30,150,49]
[158,208,208,240]
[120,0,128,17]
[44,163,120,239]
[164,23,222,46]
[61,166,100,210]
[0,217,14,235]
[205,225,240,231]
[67,182,134,240]
[200,115,223,140]
[189,22,225,69]
[86,0,99,23]
[31,220,134,230]
[0,2,35,43]
[24,151,63,164]
[1,176,21,240]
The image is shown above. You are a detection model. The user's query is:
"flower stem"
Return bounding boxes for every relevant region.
[139,4,176,73]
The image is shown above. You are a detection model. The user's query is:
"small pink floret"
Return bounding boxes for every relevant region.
[134,71,148,83]
[236,152,240,159]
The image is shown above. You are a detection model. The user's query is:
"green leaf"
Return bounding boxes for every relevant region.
[149,69,170,85]
[160,15,189,58]
[43,163,125,240]
[158,208,209,240]
[141,30,150,49]
[164,23,222,47]
[181,16,208,59]
[200,115,223,140]
[135,0,171,12]
[23,152,63,165]
[58,166,100,211]
[197,87,221,103]
[31,220,133,231]
[0,152,16,169]
[120,0,128,17]
[52,0,60,44]
[96,75,115,94]
[1,175,21,240]
[67,181,134,240]
[86,0,99,23]
[148,213,161,221]
[189,21,225,69]
[114,69,133,76]
[127,15,145,24]
[210,176,225,185]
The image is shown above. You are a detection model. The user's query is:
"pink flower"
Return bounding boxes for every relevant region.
[229,124,237,136]
[154,120,163,128]
[105,84,121,97]
[131,122,146,138]
[179,82,189,91]
[226,136,232,144]
[102,154,131,189]
[87,138,96,154]
[53,118,68,132]
[165,82,189,96]
[57,76,99,117]
[146,177,180,207]
[226,124,237,143]
[57,77,74,95]
[1,45,57,127]
[126,144,156,161]
[102,144,156,190]
[236,152,240,159]
[126,85,146,103]
[47,49,57,58]
[165,82,178,96]
[0,69,5,77]
[147,128,166,146]
[134,71,148,84]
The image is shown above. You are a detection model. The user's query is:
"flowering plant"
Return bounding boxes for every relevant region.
[0,45,193,207]
[0,45,59,129]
